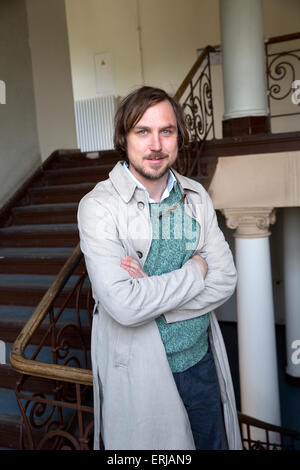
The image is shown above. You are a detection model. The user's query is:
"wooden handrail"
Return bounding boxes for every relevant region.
[174,45,216,101]
[265,32,300,45]
[9,243,93,386]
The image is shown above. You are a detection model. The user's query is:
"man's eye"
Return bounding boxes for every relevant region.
[162,129,171,135]
[138,129,147,135]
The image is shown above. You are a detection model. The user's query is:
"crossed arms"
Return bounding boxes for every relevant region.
[77,188,237,327]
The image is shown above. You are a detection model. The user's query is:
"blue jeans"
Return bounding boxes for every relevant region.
[172,346,223,450]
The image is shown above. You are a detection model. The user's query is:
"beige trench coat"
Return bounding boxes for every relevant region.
[77,161,242,450]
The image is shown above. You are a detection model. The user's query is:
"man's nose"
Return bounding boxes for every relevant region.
[149,132,162,151]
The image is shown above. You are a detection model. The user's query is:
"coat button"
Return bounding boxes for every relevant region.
[137,251,143,259]
[137,201,145,210]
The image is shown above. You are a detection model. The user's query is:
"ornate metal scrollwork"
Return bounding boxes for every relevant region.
[238,412,300,451]
[181,63,214,144]
[267,52,300,101]
[15,267,94,450]
[266,36,300,130]
[174,49,216,182]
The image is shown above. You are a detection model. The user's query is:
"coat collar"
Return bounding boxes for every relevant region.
[109,160,200,203]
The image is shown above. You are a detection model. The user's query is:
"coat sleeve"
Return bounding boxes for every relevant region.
[77,195,205,327]
[163,189,237,324]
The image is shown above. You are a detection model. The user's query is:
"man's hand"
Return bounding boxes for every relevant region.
[121,254,208,280]
[120,255,148,279]
[191,254,208,279]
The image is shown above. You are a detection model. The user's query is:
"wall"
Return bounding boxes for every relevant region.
[65,0,221,100]
[65,0,300,99]
[0,0,41,208]
[65,0,299,140]
[262,0,300,37]
[65,0,145,100]
[26,0,78,161]
[138,0,221,95]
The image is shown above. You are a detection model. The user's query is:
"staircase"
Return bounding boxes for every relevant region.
[0,149,120,449]
[1,149,300,450]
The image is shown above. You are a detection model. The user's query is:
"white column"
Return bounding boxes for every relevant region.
[219,0,268,120]
[223,208,281,435]
[283,208,300,378]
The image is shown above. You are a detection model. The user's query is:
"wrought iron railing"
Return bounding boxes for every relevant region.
[10,244,94,450]
[175,45,217,143]
[265,32,300,132]
[173,32,300,153]
[238,412,300,450]
[172,33,300,178]
[173,45,218,182]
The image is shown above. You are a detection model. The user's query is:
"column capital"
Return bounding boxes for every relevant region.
[222,207,276,238]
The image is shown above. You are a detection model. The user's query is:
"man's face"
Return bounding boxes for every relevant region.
[126,100,179,182]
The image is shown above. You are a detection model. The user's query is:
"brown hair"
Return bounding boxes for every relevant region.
[114,86,188,158]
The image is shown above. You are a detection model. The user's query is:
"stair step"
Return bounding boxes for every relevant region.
[42,165,112,186]
[0,305,92,355]
[0,304,89,323]
[12,202,78,225]
[0,273,69,288]
[0,413,20,450]
[0,223,78,247]
[48,150,120,170]
[28,183,95,204]
[0,304,35,323]
[0,363,57,393]
[0,317,91,350]
[0,386,20,416]
[0,409,53,450]
[0,279,90,307]
[0,247,79,274]
[0,364,22,390]
[0,271,85,284]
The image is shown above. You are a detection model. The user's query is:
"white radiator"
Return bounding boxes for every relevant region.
[74,95,117,152]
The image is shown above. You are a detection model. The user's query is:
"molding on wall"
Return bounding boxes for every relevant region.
[202,131,300,158]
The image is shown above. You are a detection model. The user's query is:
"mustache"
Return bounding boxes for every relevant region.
[145,152,169,160]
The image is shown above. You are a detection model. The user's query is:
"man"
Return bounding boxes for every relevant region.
[77,86,242,450]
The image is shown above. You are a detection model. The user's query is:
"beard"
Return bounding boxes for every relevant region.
[129,152,176,181]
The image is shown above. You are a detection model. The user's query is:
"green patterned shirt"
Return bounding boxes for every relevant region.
[143,183,210,372]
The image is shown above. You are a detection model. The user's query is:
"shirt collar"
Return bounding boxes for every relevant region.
[122,161,177,203]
